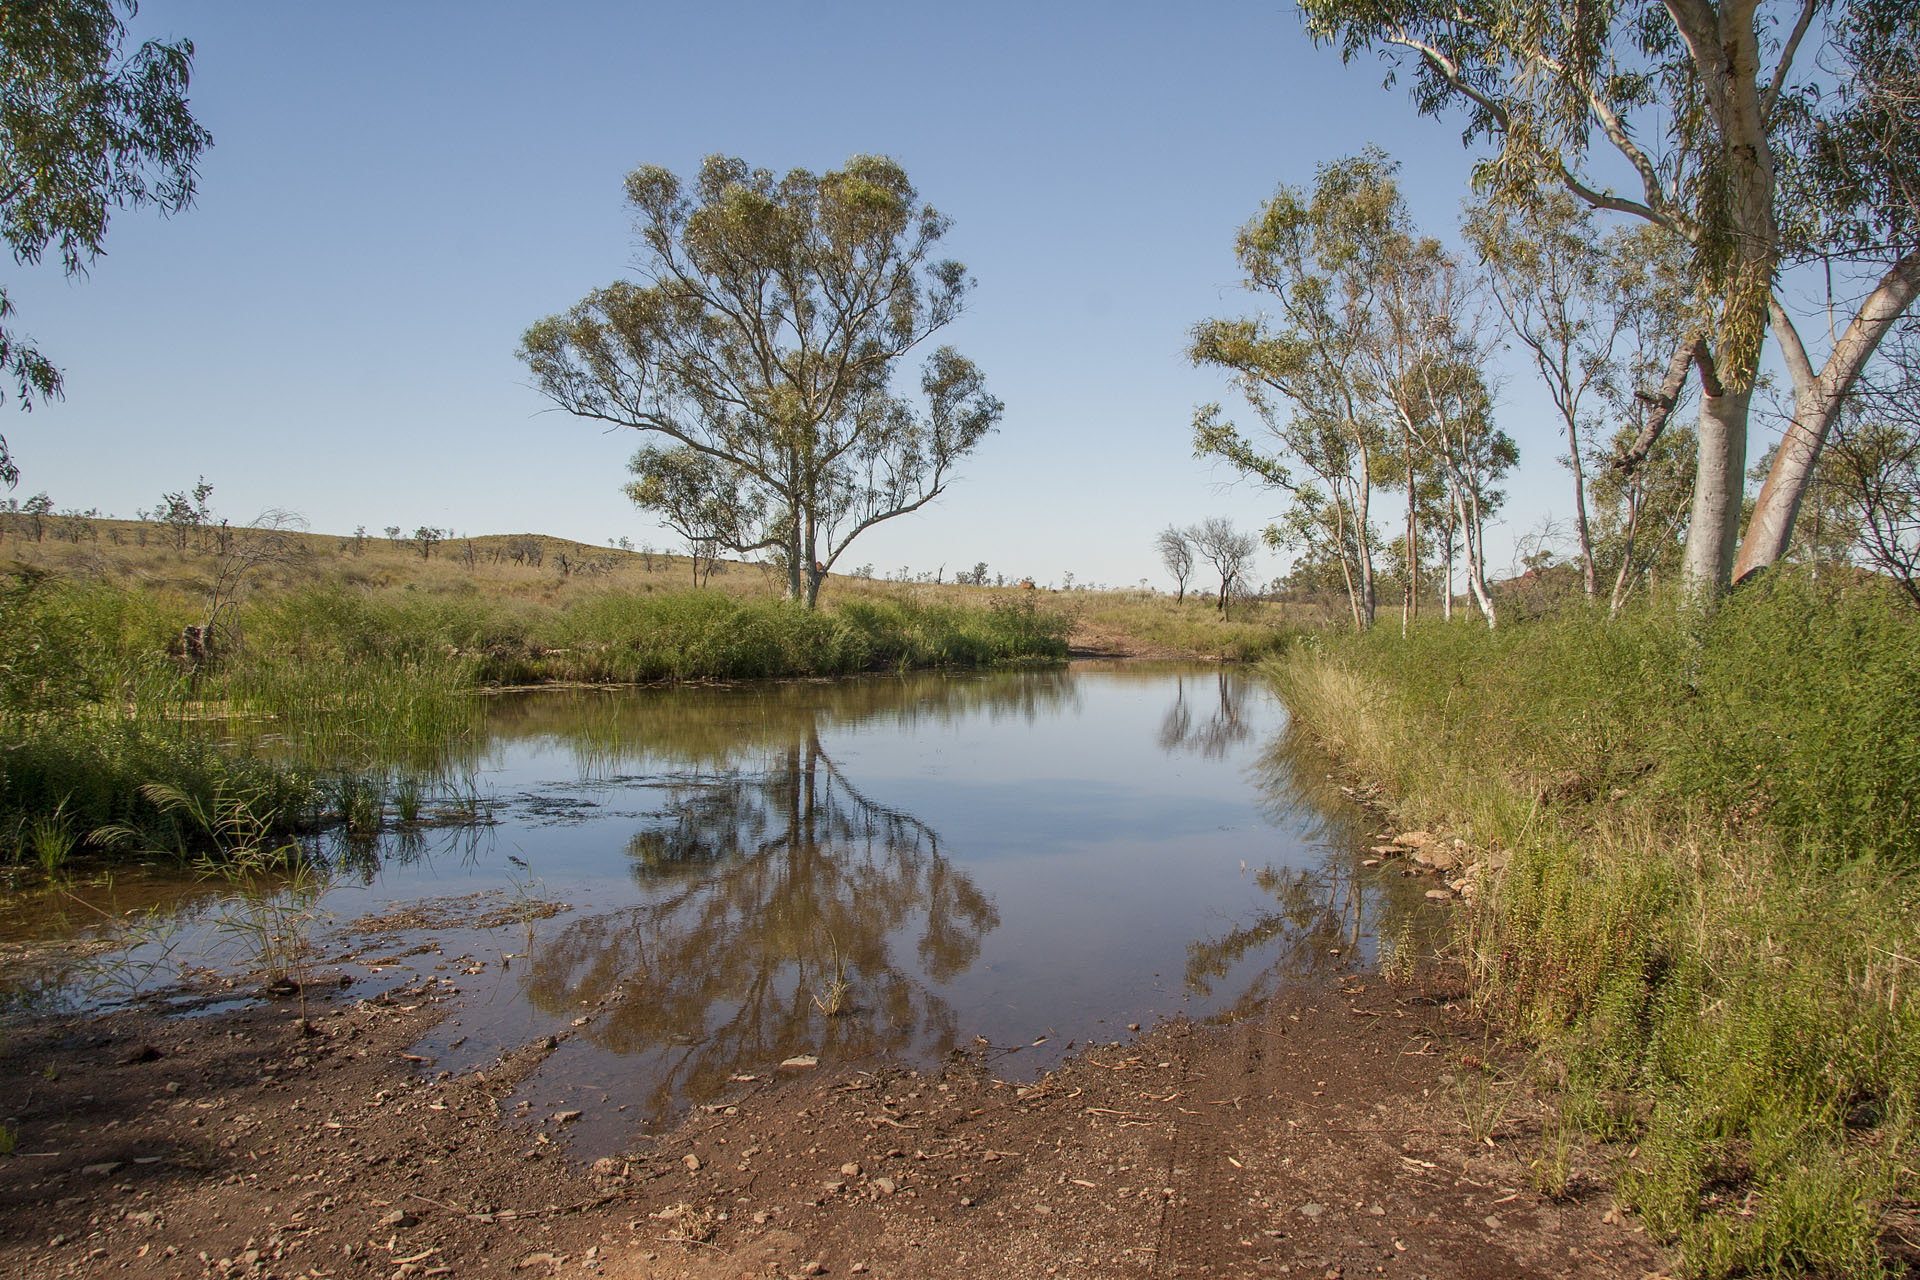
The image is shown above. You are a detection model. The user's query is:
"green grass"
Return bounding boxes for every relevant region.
[1269,574,1920,1278]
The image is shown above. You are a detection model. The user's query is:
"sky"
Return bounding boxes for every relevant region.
[1,1,1782,590]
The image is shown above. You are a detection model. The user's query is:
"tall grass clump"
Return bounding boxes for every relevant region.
[1269,574,1920,1277]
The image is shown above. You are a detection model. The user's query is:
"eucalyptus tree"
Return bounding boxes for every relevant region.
[0,0,211,488]
[1464,192,1634,600]
[1301,0,1920,604]
[1824,313,1920,604]
[1155,525,1195,600]
[520,155,1002,608]
[1189,517,1258,617]
[1191,151,1402,631]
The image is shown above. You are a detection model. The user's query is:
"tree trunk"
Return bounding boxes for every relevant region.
[1681,375,1751,604]
[1568,424,1597,601]
[1733,254,1920,583]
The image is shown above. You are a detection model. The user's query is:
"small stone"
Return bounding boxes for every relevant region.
[871,1175,896,1195]
[554,1109,582,1124]
[682,1154,701,1172]
[851,1265,868,1275]
[591,1157,621,1176]
[1127,1023,1141,1032]
[1297,1202,1326,1219]
[840,1162,861,1177]
[751,1210,770,1225]
[1483,1214,1503,1230]
[1425,889,1452,901]
[380,1209,417,1228]
[780,1054,819,1069]
[82,1162,122,1177]
[1361,858,1381,867]
[823,1179,846,1194]
[800,1262,824,1276]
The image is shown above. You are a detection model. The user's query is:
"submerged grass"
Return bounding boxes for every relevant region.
[1,571,1071,867]
[1269,574,1920,1278]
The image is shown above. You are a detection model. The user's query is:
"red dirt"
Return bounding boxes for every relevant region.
[0,970,1671,1279]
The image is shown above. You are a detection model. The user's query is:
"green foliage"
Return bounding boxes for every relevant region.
[0,0,212,486]
[521,154,1001,606]
[1272,575,1920,1274]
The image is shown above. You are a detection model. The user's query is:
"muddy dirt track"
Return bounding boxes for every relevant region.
[0,969,1670,1280]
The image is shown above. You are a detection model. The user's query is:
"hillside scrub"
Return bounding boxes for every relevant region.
[1268,575,1920,1277]
[0,573,1070,868]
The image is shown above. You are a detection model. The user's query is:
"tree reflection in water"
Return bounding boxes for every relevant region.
[1157,669,1254,759]
[1182,719,1446,1021]
[512,682,1023,1126]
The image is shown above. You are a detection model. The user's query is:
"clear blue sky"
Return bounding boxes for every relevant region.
[7,1,1656,589]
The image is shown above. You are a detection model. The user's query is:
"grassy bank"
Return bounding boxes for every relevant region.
[1,572,1069,869]
[1270,576,1919,1278]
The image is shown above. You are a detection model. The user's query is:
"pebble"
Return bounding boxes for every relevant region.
[800,1262,824,1276]
[682,1154,701,1172]
[554,1110,582,1124]
[1424,889,1453,901]
[380,1210,417,1228]
[1297,1202,1326,1219]
[841,1162,861,1177]
[871,1176,896,1195]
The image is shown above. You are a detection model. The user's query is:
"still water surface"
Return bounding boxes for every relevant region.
[2,663,1428,1154]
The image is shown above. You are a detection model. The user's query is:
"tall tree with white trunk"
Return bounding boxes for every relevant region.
[1300,0,1920,605]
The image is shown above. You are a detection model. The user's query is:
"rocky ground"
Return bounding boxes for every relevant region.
[0,964,1670,1280]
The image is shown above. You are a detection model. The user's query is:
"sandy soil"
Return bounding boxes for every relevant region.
[0,967,1671,1280]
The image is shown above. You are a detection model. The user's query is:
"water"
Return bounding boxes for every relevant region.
[0,663,1441,1155]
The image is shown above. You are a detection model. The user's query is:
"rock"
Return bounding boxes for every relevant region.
[851,1265,869,1275]
[591,1157,621,1176]
[1361,858,1381,868]
[840,1161,861,1177]
[870,1176,897,1195]
[1368,845,1401,857]
[780,1054,819,1069]
[516,1253,560,1271]
[1297,1202,1326,1219]
[553,1109,582,1124]
[823,1179,846,1194]
[1424,889,1453,901]
[1483,1214,1504,1230]
[1394,830,1435,849]
[1411,847,1459,872]
[380,1210,417,1228]
[682,1154,701,1172]
[82,1162,122,1177]
[800,1262,825,1276]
